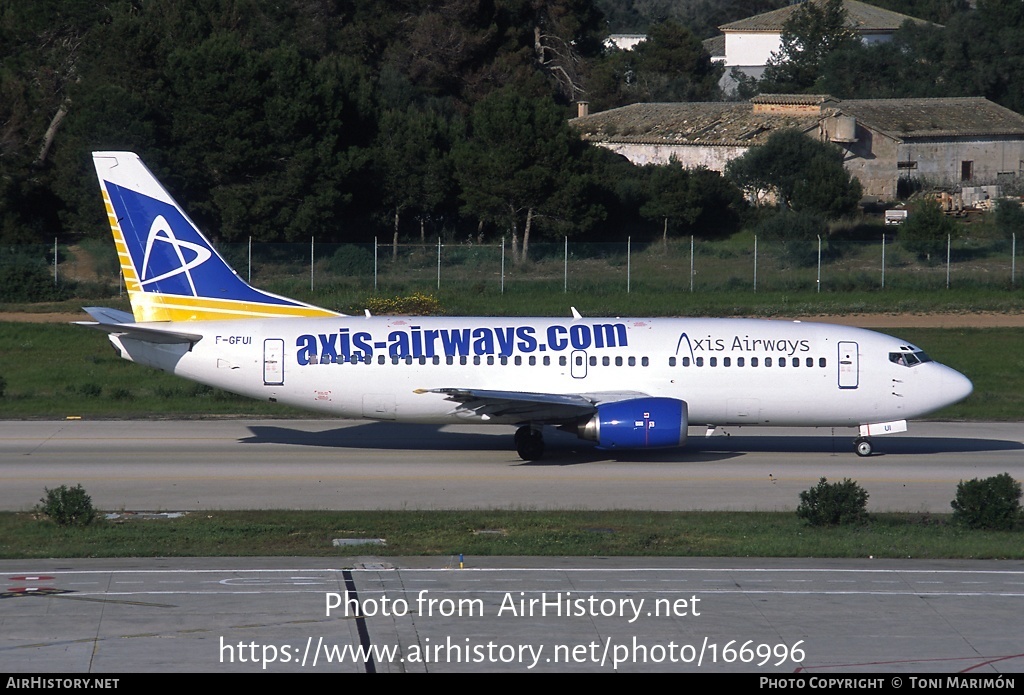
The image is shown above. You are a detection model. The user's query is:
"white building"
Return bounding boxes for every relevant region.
[710,0,933,88]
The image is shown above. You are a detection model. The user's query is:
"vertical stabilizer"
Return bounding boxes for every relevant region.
[92,151,340,322]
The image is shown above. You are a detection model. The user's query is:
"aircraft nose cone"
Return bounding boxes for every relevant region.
[940,367,973,406]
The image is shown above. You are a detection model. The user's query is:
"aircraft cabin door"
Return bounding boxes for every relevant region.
[570,350,588,379]
[264,338,285,386]
[838,341,859,389]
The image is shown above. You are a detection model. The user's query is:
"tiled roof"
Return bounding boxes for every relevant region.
[702,34,725,58]
[837,98,1024,139]
[570,102,821,147]
[570,98,1024,146]
[719,0,932,33]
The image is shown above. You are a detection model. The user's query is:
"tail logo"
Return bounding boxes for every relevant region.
[139,215,212,296]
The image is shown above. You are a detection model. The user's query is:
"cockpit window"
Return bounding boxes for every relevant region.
[889,350,932,367]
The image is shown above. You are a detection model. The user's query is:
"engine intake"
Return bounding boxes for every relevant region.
[578,397,688,449]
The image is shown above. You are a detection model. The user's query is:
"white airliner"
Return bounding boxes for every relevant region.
[81,151,973,459]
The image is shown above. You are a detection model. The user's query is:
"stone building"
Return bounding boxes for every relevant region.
[571,95,1024,200]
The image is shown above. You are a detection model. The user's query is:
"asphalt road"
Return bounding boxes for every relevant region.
[1,419,1021,512]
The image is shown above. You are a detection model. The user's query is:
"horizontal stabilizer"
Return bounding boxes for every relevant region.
[75,307,203,346]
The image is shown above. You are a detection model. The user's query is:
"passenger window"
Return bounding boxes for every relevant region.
[669,357,676,367]
[641,356,649,366]
[515,356,523,366]
[559,356,566,366]
[696,357,704,367]
[805,357,813,367]
[723,357,731,367]
[379,355,386,365]
[500,356,508,365]
[819,357,826,367]
[543,356,550,366]
[628,356,636,366]
[487,356,494,365]
[473,356,481,365]
[737,357,744,367]
[765,357,772,367]
[589,356,597,366]
[751,357,758,367]
[710,357,717,367]
[792,358,798,367]
[603,356,610,366]
[460,356,468,365]
[446,356,453,365]
[615,356,623,366]
[528,356,536,366]
[779,357,786,367]
[682,357,690,367]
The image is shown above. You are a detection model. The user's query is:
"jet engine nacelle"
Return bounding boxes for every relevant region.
[578,397,688,449]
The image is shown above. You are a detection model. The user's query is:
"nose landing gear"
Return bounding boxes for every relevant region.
[854,437,873,457]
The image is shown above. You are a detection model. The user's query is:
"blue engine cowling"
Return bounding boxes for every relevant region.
[578,398,688,449]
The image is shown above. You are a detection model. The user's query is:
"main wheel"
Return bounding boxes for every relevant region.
[854,437,873,457]
[515,426,545,461]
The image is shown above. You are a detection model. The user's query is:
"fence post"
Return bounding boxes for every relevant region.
[881,233,886,289]
[689,235,694,293]
[564,236,568,293]
[946,233,951,289]
[817,235,822,293]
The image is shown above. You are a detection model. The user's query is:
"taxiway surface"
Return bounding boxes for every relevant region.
[1,419,1020,512]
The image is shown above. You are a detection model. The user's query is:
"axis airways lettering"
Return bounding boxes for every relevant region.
[690,335,811,356]
[295,323,629,364]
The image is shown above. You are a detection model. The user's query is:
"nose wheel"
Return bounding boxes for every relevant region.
[854,437,873,457]
[515,426,545,461]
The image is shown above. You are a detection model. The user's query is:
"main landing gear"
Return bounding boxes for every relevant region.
[515,426,545,461]
[854,437,873,457]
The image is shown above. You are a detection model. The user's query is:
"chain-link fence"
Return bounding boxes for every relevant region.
[5,233,1020,303]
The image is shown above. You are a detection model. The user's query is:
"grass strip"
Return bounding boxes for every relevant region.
[2,510,1020,560]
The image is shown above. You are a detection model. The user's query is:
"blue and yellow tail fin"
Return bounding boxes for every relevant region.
[92,151,340,322]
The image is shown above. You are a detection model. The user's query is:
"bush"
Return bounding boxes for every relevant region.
[951,473,1022,530]
[36,484,98,527]
[362,293,443,315]
[796,477,869,526]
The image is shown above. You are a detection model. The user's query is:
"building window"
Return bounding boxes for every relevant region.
[961,161,974,181]
[897,161,917,169]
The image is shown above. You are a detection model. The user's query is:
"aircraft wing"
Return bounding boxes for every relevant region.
[415,387,650,424]
[74,306,203,347]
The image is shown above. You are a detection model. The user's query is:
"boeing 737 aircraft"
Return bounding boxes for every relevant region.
[81,151,973,460]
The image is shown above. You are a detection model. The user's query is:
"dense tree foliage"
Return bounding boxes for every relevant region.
[587,20,723,111]
[725,129,862,218]
[759,0,860,94]
[2,0,1022,251]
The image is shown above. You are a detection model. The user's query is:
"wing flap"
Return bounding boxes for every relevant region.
[415,388,650,424]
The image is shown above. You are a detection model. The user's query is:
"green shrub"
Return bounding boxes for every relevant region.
[363,293,443,315]
[36,484,98,527]
[951,473,1022,530]
[797,477,869,526]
